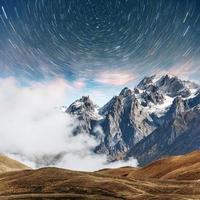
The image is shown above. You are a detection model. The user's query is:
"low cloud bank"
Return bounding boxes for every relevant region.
[0,77,137,171]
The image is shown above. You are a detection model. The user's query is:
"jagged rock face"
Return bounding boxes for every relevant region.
[127,92,200,166]
[97,90,157,157]
[66,74,200,165]
[66,96,102,136]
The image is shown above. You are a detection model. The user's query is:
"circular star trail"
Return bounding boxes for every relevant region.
[0,0,200,80]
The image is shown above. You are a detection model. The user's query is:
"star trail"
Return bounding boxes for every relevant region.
[0,0,200,82]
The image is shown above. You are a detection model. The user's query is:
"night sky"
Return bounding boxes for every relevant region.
[0,0,200,104]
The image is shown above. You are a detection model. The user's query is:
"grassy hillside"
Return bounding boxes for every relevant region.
[0,155,30,173]
[0,152,200,199]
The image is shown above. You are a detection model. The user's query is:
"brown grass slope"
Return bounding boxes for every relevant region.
[1,151,200,199]
[1,167,200,200]
[126,150,200,180]
[99,151,200,181]
[0,155,29,173]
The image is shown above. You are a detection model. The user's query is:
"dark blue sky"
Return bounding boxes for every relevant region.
[0,0,200,105]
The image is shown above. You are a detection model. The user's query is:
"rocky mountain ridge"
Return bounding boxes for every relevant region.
[66,74,200,165]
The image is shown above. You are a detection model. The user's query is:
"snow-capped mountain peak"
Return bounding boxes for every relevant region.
[119,87,132,97]
[66,75,200,165]
[66,96,102,120]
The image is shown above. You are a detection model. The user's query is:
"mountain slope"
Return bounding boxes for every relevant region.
[126,151,200,180]
[99,151,200,181]
[0,155,29,173]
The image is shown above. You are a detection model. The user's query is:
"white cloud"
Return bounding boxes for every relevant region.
[0,77,138,171]
[95,70,136,86]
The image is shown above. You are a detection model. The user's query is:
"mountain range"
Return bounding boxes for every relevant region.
[66,74,200,166]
